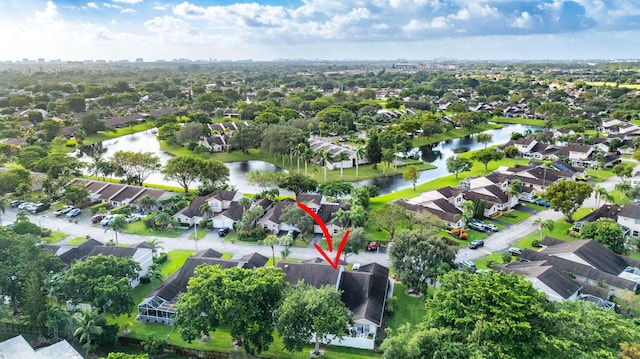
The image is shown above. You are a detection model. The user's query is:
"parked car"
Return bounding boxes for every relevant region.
[536,199,551,207]
[100,215,115,226]
[468,222,486,232]
[484,223,499,232]
[4,222,14,229]
[54,205,75,216]
[91,214,106,223]
[287,229,300,239]
[471,218,484,224]
[458,260,477,273]
[469,240,485,249]
[31,203,50,214]
[66,208,81,218]
[519,196,536,203]
[218,227,231,237]
[10,200,23,208]
[367,241,379,251]
[125,214,139,223]
[508,247,523,256]
[18,202,33,210]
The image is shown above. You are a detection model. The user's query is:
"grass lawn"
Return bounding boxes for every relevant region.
[41,230,69,244]
[159,249,195,279]
[121,221,185,238]
[511,209,592,250]
[473,252,504,270]
[67,236,87,245]
[587,168,616,183]
[188,228,209,240]
[84,122,157,145]
[494,210,531,224]
[386,283,427,331]
[490,116,547,126]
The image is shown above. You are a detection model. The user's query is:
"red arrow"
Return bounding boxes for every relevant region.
[297,202,350,270]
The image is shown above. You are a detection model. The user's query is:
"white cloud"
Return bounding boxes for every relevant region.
[112,0,144,4]
[449,3,500,21]
[121,8,137,13]
[403,16,449,31]
[509,11,535,29]
[34,1,59,23]
[372,23,389,30]
[153,5,168,11]
[87,2,99,9]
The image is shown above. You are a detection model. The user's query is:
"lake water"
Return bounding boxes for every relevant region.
[77,124,539,195]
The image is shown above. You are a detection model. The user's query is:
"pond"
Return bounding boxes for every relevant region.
[352,124,541,194]
[77,130,288,194]
[77,124,539,196]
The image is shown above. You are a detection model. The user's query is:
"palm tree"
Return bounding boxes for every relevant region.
[506,179,523,212]
[73,311,103,359]
[146,262,163,292]
[137,195,157,214]
[145,238,164,258]
[355,146,365,179]
[238,197,252,212]
[457,200,475,230]
[105,215,128,245]
[199,203,213,222]
[533,218,555,241]
[16,183,31,202]
[263,235,280,266]
[279,234,293,262]
[0,196,7,226]
[336,151,350,180]
[393,144,404,173]
[332,208,352,228]
[42,271,64,307]
[594,185,611,208]
[15,210,29,223]
[295,143,307,174]
[317,150,334,182]
[89,152,105,178]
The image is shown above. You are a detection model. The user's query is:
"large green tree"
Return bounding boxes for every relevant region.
[111,151,161,186]
[279,204,314,233]
[426,271,550,358]
[389,227,456,292]
[174,265,287,354]
[163,156,204,192]
[369,203,412,240]
[580,218,625,254]
[279,173,318,196]
[275,283,352,355]
[335,227,369,261]
[471,148,504,171]
[64,254,140,315]
[546,180,593,223]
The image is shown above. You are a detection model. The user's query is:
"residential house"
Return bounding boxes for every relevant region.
[69,179,174,210]
[42,239,152,287]
[276,260,392,350]
[514,239,640,298]
[308,138,366,169]
[257,198,298,233]
[173,190,243,226]
[199,134,230,152]
[617,204,640,238]
[0,335,83,359]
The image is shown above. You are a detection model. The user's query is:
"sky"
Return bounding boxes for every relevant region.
[1,0,640,62]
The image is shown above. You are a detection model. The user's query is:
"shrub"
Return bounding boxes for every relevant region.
[154,252,168,264]
[385,296,397,315]
[501,251,512,264]
[111,205,132,215]
[486,260,499,269]
[142,333,167,355]
[39,228,52,237]
[13,221,41,236]
[90,202,109,215]
[193,145,211,154]
[532,238,542,247]
[139,276,151,284]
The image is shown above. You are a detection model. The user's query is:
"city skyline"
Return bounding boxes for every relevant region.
[1,0,640,62]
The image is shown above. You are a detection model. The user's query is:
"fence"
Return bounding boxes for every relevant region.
[0,322,46,337]
[119,337,272,359]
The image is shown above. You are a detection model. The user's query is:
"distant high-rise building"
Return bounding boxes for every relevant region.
[37,58,45,63]
[136,58,144,63]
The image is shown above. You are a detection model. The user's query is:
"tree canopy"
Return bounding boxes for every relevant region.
[546,180,593,222]
[174,265,287,354]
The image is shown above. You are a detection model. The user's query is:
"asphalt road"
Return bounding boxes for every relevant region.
[3,160,636,268]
